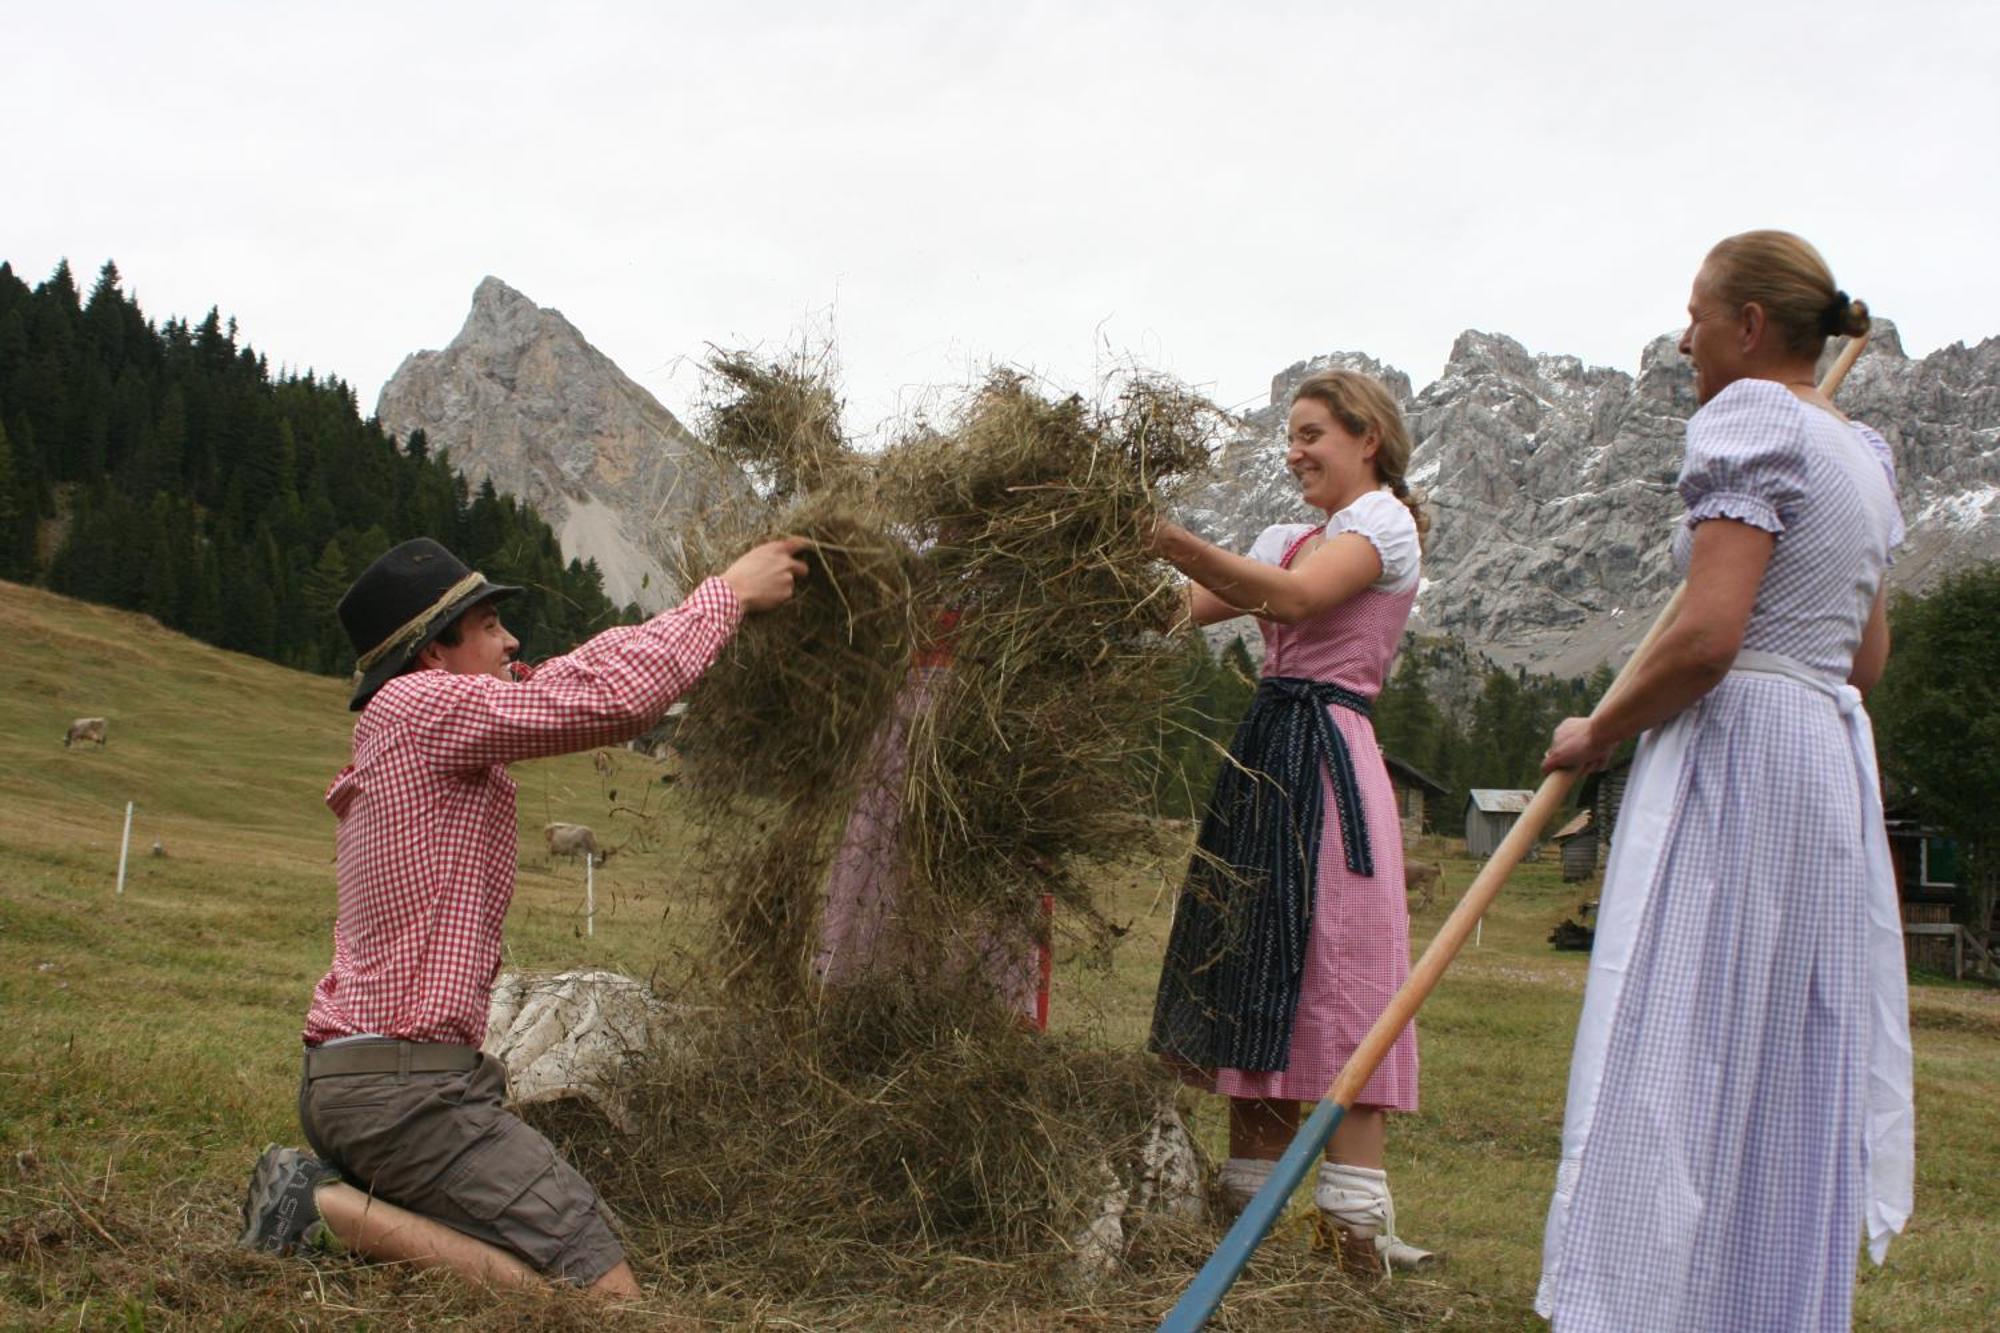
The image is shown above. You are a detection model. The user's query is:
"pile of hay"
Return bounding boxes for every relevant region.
[881,373,1216,944]
[668,351,913,993]
[601,980,1167,1287]
[609,350,1460,1323]
[521,975,1474,1328]
[674,354,1224,996]
[702,347,855,503]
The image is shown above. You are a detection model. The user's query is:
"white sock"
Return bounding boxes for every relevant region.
[1316,1162,1391,1235]
[1217,1156,1277,1212]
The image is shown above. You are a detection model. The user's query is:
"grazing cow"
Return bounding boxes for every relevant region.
[1404,861,1444,911]
[544,822,606,865]
[64,717,108,748]
[592,750,614,777]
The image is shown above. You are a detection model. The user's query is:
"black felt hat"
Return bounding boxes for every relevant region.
[338,538,521,711]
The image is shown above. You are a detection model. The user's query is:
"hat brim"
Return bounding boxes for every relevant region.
[347,580,523,712]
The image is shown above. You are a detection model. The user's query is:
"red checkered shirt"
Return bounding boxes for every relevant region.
[303,578,742,1048]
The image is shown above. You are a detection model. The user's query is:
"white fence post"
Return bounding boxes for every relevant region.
[585,856,595,938]
[116,801,134,895]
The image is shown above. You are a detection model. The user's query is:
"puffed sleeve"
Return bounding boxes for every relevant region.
[1248,522,1319,566]
[1330,490,1420,592]
[1854,423,1908,554]
[1676,379,1810,535]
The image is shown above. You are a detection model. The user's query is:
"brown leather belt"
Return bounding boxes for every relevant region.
[302,1040,480,1079]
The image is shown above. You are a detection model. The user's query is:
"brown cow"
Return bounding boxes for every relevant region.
[1404,861,1445,911]
[64,717,108,748]
[592,749,615,777]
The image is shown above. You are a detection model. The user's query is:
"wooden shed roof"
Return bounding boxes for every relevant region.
[1467,788,1536,814]
[1382,752,1449,797]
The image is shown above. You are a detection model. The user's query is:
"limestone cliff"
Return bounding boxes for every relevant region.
[377,278,743,609]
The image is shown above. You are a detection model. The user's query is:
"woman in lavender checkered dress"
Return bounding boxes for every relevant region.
[1147,369,1435,1273]
[1538,231,1915,1331]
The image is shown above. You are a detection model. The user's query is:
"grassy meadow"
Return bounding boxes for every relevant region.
[0,580,1994,1329]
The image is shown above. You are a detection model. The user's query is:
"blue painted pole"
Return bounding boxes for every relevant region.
[1158,1098,1346,1333]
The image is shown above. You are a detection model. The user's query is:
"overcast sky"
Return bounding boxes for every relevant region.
[10,1,1997,441]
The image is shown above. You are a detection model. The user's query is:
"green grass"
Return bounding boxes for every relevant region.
[0,580,1994,1329]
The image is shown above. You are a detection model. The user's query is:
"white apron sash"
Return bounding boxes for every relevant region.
[1536,650,1913,1317]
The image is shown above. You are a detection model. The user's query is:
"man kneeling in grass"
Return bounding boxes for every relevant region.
[238,534,807,1296]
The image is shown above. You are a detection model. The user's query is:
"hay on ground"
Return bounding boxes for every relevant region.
[504,973,1479,1327]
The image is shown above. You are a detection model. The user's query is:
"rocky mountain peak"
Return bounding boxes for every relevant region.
[1858,319,1906,360]
[1265,350,1415,409]
[472,273,529,307]
[459,276,546,338]
[1443,329,1538,382]
[378,280,746,610]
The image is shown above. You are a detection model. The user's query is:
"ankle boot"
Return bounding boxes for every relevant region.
[1314,1162,1437,1275]
[1216,1156,1276,1215]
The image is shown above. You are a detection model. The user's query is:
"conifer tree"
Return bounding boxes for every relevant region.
[2,257,627,674]
[153,385,187,494]
[142,494,182,623]
[83,261,131,374]
[1374,650,1441,772]
[0,416,20,578]
[304,537,353,671]
[1873,564,2000,937]
[187,546,224,642]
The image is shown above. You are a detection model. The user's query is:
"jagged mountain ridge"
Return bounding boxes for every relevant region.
[1184,323,2000,675]
[376,282,1997,670]
[377,278,743,610]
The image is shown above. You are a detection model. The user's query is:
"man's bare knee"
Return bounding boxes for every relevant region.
[591,1259,641,1299]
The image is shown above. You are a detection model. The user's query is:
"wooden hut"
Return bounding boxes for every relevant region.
[1884,809,1978,977]
[1552,810,1597,881]
[1382,752,1449,840]
[1465,788,1537,859]
[1577,755,1635,855]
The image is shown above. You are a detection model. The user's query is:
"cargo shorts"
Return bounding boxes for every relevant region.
[298,1044,624,1285]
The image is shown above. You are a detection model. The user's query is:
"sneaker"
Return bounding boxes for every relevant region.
[237,1145,339,1256]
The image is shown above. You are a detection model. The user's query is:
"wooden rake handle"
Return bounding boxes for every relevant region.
[1822,330,1871,399]
[1330,580,1680,1099]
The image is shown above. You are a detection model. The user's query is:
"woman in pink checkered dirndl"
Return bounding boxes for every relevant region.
[1147,368,1434,1273]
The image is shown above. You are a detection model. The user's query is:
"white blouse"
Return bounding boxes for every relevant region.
[1246,489,1420,595]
